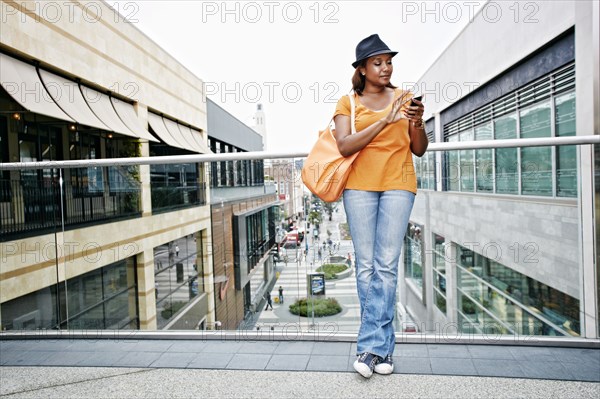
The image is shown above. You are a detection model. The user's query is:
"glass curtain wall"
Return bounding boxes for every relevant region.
[455,243,580,336]
[1,258,138,330]
[154,233,204,329]
[443,64,576,198]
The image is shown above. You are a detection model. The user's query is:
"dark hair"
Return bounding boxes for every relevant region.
[351,59,396,96]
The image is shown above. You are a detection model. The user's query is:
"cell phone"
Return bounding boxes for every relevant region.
[410,95,423,106]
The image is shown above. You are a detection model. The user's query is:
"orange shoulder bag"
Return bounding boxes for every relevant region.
[301,93,357,202]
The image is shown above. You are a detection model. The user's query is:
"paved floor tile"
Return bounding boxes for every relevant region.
[1,338,598,383]
[266,354,310,371]
[125,340,174,352]
[226,353,271,370]
[508,346,558,361]
[561,363,600,382]
[430,357,477,376]
[346,356,356,372]
[2,342,35,354]
[37,351,96,367]
[187,353,234,369]
[468,345,516,359]
[395,357,432,375]
[473,359,525,378]
[112,351,163,368]
[150,352,197,368]
[2,351,53,366]
[397,344,428,357]
[427,344,471,358]
[312,342,351,356]
[306,355,350,372]
[273,341,314,355]
[67,340,134,352]
[76,351,128,367]
[553,348,600,366]
[518,360,575,380]
[14,340,74,352]
[167,341,208,353]
[201,341,244,353]
[237,341,280,354]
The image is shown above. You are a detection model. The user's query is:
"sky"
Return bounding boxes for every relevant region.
[112,1,486,152]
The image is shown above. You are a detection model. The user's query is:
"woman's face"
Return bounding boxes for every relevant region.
[360,54,394,86]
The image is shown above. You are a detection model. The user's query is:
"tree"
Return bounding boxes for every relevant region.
[308,210,322,227]
[323,200,339,221]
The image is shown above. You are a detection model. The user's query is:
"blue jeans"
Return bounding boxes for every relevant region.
[343,189,415,358]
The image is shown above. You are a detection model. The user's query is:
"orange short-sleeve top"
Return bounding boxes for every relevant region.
[333,89,417,193]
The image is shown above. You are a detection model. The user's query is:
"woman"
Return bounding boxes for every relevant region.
[333,34,427,378]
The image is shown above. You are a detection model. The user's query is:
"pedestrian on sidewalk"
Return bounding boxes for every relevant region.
[333,34,426,379]
[175,244,180,257]
[264,291,273,310]
[278,286,284,304]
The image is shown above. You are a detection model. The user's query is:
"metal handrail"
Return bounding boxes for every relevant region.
[0,135,598,170]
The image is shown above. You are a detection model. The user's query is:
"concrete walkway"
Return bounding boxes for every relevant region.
[1,366,599,399]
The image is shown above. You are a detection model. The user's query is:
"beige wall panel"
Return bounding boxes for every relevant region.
[1,205,212,302]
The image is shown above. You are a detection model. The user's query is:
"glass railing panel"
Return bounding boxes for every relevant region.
[0,137,597,342]
[0,165,142,241]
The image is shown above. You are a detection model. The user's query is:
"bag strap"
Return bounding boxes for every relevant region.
[327,91,357,138]
[348,91,356,135]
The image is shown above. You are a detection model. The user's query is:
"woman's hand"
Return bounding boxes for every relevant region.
[407,97,428,156]
[403,98,425,122]
[382,92,412,124]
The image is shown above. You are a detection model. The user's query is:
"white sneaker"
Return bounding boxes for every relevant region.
[353,352,379,378]
[374,354,394,375]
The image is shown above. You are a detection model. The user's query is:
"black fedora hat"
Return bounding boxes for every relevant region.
[352,34,398,68]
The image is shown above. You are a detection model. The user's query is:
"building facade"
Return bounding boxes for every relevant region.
[402,1,599,339]
[206,99,279,329]
[0,1,215,331]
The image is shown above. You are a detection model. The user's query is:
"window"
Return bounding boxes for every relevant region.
[555,92,576,197]
[70,132,104,196]
[154,233,204,329]
[475,123,493,192]
[0,116,9,201]
[416,152,436,190]
[0,258,138,330]
[459,130,474,191]
[520,101,552,196]
[446,135,459,191]
[443,63,576,198]
[219,143,227,187]
[494,114,518,194]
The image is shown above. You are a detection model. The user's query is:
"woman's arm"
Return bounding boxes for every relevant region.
[408,121,429,157]
[333,94,407,157]
[404,98,429,157]
[333,115,388,157]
